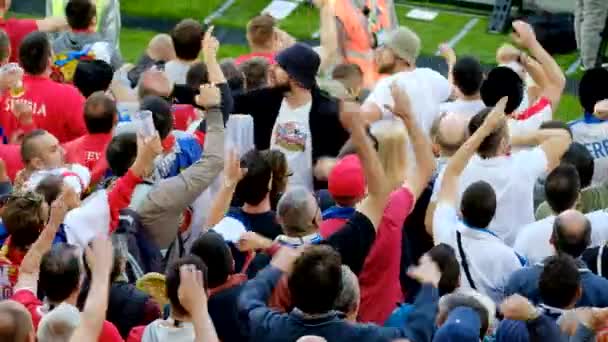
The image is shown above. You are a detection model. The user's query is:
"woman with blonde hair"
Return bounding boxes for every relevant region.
[370,119,409,192]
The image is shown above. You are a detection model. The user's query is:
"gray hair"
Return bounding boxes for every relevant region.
[277,187,317,235]
[37,303,80,342]
[334,265,360,314]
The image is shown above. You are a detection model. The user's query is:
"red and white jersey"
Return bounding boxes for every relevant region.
[508,97,553,138]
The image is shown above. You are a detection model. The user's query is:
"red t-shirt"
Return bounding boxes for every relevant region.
[234,52,276,66]
[0,18,38,63]
[171,104,197,131]
[0,74,87,143]
[63,133,112,185]
[11,289,124,342]
[0,143,23,181]
[319,217,349,239]
[357,187,415,325]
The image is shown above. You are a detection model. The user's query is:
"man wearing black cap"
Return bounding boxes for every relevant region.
[232,43,349,191]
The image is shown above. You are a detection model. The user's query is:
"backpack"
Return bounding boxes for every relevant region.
[113,209,163,283]
[51,44,96,83]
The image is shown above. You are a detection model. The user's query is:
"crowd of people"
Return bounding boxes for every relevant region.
[0,0,607,341]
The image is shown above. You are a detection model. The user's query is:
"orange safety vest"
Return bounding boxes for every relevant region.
[366,0,394,36]
[332,0,379,87]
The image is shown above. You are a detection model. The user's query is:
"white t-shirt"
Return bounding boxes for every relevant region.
[569,117,608,186]
[364,68,451,136]
[508,97,553,138]
[270,99,313,191]
[514,209,608,265]
[433,203,523,303]
[433,147,548,246]
[439,99,486,120]
[164,60,191,85]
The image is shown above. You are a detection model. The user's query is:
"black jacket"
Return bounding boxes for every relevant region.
[233,86,349,172]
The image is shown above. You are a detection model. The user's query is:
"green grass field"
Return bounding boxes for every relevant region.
[11,1,586,121]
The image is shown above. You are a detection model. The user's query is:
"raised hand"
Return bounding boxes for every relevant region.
[85,235,114,278]
[339,101,364,133]
[202,25,220,62]
[386,82,413,122]
[178,264,208,314]
[511,20,537,49]
[195,84,221,109]
[438,43,456,66]
[482,96,508,130]
[48,192,69,228]
[13,102,33,126]
[223,149,247,188]
[407,254,441,287]
[237,231,273,252]
[500,294,539,321]
[131,133,162,177]
[270,246,303,273]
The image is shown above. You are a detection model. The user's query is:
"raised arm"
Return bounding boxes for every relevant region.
[387,83,436,199]
[178,265,219,342]
[36,16,68,32]
[14,194,68,292]
[438,97,508,206]
[511,20,566,108]
[341,102,391,228]
[539,129,572,173]
[205,150,247,228]
[139,85,225,249]
[202,26,233,122]
[315,0,341,74]
[69,236,114,342]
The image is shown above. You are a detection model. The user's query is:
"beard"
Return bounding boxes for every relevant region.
[377,60,396,74]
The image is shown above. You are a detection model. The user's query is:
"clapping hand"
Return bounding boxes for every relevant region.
[195,84,221,109]
[500,294,539,321]
[223,149,247,188]
[407,254,441,287]
[85,235,114,278]
[438,43,456,66]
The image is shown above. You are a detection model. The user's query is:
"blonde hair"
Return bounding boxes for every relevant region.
[370,120,409,191]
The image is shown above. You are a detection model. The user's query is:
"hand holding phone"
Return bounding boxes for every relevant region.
[133,110,157,138]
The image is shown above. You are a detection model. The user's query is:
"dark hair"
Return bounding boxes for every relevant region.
[247,15,276,47]
[189,231,233,289]
[288,245,342,314]
[106,133,137,177]
[460,181,496,229]
[539,120,573,138]
[220,59,244,93]
[561,143,594,189]
[186,62,209,90]
[453,56,484,97]
[262,149,288,209]
[20,129,48,164]
[84,92,116,134]
[165,256,208,317]
[141,95,173,139]
[427,244,460,296]
[468,108,506,158]
[170,19,202,61]
[19,31,51,75]
[1,192,46,249]
[40,244,81,303]
[74,60,114,98]
[65,0,96,29]
[545,164,581,214]
[240,57,269,91]
[480,66,524,114]
[539,254,581,308]
[579,68,608,114]
[332,63,363,81]
[0,29,10,62]
[35,174,64,205]
[552,214,591,258]
[235,149,272,206]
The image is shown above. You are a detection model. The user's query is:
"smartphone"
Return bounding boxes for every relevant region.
[133,110,156,138]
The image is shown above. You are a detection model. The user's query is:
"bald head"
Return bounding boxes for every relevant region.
[277,187,319,236]
[297,337,328,342]
[0,301,34,342]
[138,70,172,100]
[432,113,468,156]
[552,209,591,258]
[148,33,176,62]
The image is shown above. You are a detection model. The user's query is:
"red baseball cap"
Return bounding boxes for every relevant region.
[328,154,366,199]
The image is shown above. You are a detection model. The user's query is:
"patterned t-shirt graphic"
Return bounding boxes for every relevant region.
[275,121,307,152]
